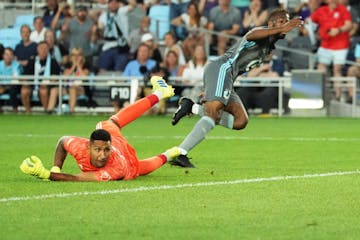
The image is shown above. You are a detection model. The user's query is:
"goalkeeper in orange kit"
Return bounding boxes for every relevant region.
[20,76,181,181]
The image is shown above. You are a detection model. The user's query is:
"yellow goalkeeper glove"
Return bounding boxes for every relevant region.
[20,156,50,179]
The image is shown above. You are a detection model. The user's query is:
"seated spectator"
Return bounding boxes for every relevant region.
[47,48,90,114]
[171,1,208,60]
[113,43,156,112]
[14,25,38,68]
[30,17,47,43]
[242,0,268,34]
[44,29,63,65]
[163,49,185,100]
[97,0,131,72]
[164,50,185,78]
[123,43,157,77]
[181,44,208,102]
[207,0,241,55]
[236,57,287,114]
[141,33,162,64]
[0,48,22,113]
[21,41,61,114]
[128,16,157,59]
[163,31,186,66]
[346,43,360,103]
[169,0,192,40]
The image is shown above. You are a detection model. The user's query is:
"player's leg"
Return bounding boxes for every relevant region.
[170,61,237,167]
[172,98,237,129]
[169,100,222,168]
[178,100,222,155]
[110,76,174,128]
[224,101,248,130]
[138,147,181,175]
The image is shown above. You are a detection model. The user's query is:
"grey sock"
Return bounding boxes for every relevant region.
[192,104,234,129]
[179,116,215,153]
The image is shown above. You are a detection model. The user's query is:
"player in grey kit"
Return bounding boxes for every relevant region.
[170,9,304,167]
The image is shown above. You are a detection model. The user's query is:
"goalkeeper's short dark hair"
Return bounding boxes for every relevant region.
[90,129,111,143]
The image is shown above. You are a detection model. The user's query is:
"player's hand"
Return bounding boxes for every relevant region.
[282,17,304,33]
[20,156,50,179]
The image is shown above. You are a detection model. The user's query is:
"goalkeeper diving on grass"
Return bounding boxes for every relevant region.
[169,9,304,168]
[20,77,182,181]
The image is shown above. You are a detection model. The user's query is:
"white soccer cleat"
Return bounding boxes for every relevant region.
[150,76,175,99]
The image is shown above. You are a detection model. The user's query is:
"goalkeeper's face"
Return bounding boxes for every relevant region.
[89,140,112,168]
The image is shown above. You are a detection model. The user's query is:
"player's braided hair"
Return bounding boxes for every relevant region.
[268,8,289,23]
[90,129,111,143]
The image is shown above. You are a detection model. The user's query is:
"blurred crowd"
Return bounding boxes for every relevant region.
[0,0,359,114]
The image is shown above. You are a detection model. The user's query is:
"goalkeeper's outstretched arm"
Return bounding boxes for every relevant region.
[50,137,99,181]
[49,172,98,181]
[52,136,69,170]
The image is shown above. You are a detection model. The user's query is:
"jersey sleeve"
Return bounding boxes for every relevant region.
[63,136,89,160]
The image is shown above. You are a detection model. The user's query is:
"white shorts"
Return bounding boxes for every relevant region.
[317,47,348,65]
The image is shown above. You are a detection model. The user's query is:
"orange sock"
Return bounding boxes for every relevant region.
[138,155,167,176]
[110,95,159,128]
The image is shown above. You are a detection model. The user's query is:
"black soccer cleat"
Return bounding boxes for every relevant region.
[171,98,194,125]
[169,155,195,168]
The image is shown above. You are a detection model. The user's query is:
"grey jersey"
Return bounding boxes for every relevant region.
[217,28,277,80]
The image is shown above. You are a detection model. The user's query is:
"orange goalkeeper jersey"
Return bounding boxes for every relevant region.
[63,121,140,181]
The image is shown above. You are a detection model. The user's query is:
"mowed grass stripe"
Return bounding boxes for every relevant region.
[1,170,359,203]
[5,133,360,142]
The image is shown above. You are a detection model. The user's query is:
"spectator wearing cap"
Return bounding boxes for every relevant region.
[141,33,163,65]
[61,5,98,68]
[128,16,157,58]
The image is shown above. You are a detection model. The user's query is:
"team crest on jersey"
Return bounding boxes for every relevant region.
[223,89,231,99]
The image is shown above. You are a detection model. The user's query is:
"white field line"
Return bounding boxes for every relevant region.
[5,133,360,142]
[1,170,359,203]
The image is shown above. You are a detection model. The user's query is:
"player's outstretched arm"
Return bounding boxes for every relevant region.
[246,17,303,41]
[20,156,99,181]
[52,136,70,170]
[49,172,99,181]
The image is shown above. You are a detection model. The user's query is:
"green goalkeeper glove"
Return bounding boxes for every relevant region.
[20,156,50,179]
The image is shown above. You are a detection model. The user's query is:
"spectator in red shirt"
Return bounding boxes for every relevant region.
[310,0,352,100]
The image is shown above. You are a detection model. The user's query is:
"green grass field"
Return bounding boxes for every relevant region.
[1,114,360,240]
